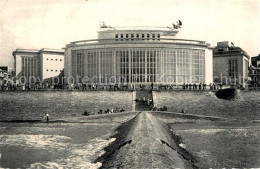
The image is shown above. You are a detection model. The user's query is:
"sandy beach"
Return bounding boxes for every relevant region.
[1,91,260,168]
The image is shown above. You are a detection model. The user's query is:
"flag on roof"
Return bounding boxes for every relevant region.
[178,20,182,25]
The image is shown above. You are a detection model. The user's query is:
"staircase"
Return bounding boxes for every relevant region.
[135,90,153,111]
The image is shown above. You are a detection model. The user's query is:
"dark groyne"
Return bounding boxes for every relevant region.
[96,112,198,168]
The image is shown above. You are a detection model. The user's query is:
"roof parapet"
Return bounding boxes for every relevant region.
[69,38,207,46]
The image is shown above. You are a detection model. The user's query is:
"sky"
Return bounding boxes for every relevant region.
[0,0,260,68]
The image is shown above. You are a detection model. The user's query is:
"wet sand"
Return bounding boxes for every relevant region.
[0,91,133,121]
[155,90,260,120]
[150,111,260,168]
[0,122,118,168]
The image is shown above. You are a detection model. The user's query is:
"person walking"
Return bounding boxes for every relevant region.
[44,112,50,123]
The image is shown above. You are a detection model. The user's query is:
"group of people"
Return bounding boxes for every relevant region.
[83,107,126,116]
[135,97,153,106]
[0,83,19,91]
[151,106,167,111]
[2,82,228,92]
[209,83,223,90]
[182,83,207,90]
[81,83,131,91]
[97,107,126,114]
[182,83,224,90]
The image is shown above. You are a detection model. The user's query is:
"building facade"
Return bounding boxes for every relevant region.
[0,66,14,90]
[213,41,249,87]
[248,54,260,88]
[65,25,213,85]
[13,48,64,87]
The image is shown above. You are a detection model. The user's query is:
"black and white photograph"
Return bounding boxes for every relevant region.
[0,0,260,168]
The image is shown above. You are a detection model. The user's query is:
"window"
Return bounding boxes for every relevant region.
[115,34,118,41]
[142,34,145,40]
[131,34,134,41]
[55,59,57,61]
[229,59,238,78]
[46,69,48,71]
[147,34,150,40]
[120,34,123,41]
[157,34,160,40]
[51,70,53,72]
[126,34,128,41]
[60,59,62,61]
[47,58,49,60]
[55,70,57,72]
[51,59,53,61]
[136,34,139,40]
[152,34,155,40]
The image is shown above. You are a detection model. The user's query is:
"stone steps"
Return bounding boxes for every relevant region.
[135,90,153,111]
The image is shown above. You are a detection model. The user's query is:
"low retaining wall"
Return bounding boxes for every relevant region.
[151,111,228,121]
[58,111,139,123]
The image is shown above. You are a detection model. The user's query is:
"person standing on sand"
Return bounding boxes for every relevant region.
[45,112,50,123]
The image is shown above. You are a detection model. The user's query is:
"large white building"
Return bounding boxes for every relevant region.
[65,24,213,85]
[13,48,64,86]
